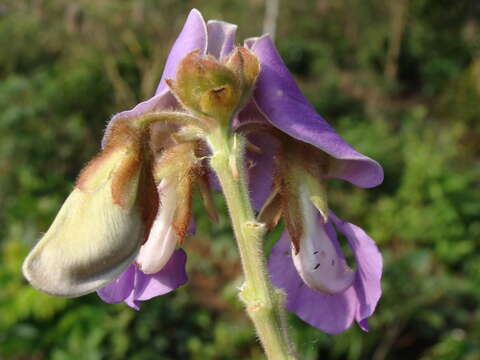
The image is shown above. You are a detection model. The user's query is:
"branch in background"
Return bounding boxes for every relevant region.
[263,0,280,41]
[384,0,409,81]
[120,30,164,99]
[104,57,136,108]
[140,46,167,99]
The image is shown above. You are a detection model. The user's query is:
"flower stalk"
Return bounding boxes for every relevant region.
[207,128,297,360]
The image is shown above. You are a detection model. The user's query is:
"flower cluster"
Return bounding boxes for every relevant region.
[22,9,383,334]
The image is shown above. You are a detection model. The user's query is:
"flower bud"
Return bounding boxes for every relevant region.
[167,48,260,124]
[167,50,241,122]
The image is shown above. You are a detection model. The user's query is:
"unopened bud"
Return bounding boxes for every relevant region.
[167,50,241,122]
[168,48,260,125]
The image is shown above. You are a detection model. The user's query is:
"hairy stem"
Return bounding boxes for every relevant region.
[207,128,297,359]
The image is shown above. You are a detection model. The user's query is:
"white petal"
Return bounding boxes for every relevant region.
[292,185,355,294]
[136,178,178,274]
[22,181,143,298]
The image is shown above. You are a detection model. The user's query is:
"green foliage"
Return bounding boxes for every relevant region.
[1,0,479,359]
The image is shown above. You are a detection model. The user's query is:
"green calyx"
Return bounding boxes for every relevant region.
[304,170,328,223]
[167,47,260,125]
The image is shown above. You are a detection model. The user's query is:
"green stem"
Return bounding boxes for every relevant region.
[207,128,297,360]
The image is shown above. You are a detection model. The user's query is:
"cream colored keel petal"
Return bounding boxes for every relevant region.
[292,185,355,295]
[22,186,144,298]
[136,178,178,274]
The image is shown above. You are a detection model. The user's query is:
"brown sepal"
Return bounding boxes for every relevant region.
[110,151,141,207]
[137,160,160,243]
[172,169,194,243]
[195,167,219,223]
[110,128,150,209]
[257,187,283,230]
[103,118,142,150]
[76,146,115,191]
[153,142,197,183]
[276,152,304,254]
[76,118,142,194]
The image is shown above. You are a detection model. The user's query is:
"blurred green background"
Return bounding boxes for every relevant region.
[1,0,479,359]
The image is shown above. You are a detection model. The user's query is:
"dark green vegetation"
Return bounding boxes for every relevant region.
[1,1,479,359]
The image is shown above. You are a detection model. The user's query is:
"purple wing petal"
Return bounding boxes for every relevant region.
[99,250,187,310]
[330,212,383,330]
[134,249,188,302]
[124,288,141,310]
[251,35,383,188]
[97,264,135,304]
[155,9,208,95]
[206,20,237,59]
[268,231,357,334]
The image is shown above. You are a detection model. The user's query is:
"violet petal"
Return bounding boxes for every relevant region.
[134,249,188,302]
[97,264,135,304]
[206,20,237,59]
[330,212,383,329]
[251,35,383,188]
[97,250,187,309]
[156,9,208,95]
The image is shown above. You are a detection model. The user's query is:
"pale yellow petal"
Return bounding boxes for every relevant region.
[23,148,144,297]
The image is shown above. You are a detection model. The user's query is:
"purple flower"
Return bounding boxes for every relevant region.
[155,10,384,332]
[156,9,382,333]
[237,31,383,333]
[23,8,383,328]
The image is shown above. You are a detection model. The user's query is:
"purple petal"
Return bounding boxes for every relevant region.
[244,37,258,49]
[206,20,237,59]
[250,35,383,188]
[330,212,383,329]
[124,291,140,310]
[269,230,357,334]
[97,264,136,304]
[155,9,208,95]
[134,249,188,302]
[126,249,187,310]
[97,250,188,309]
